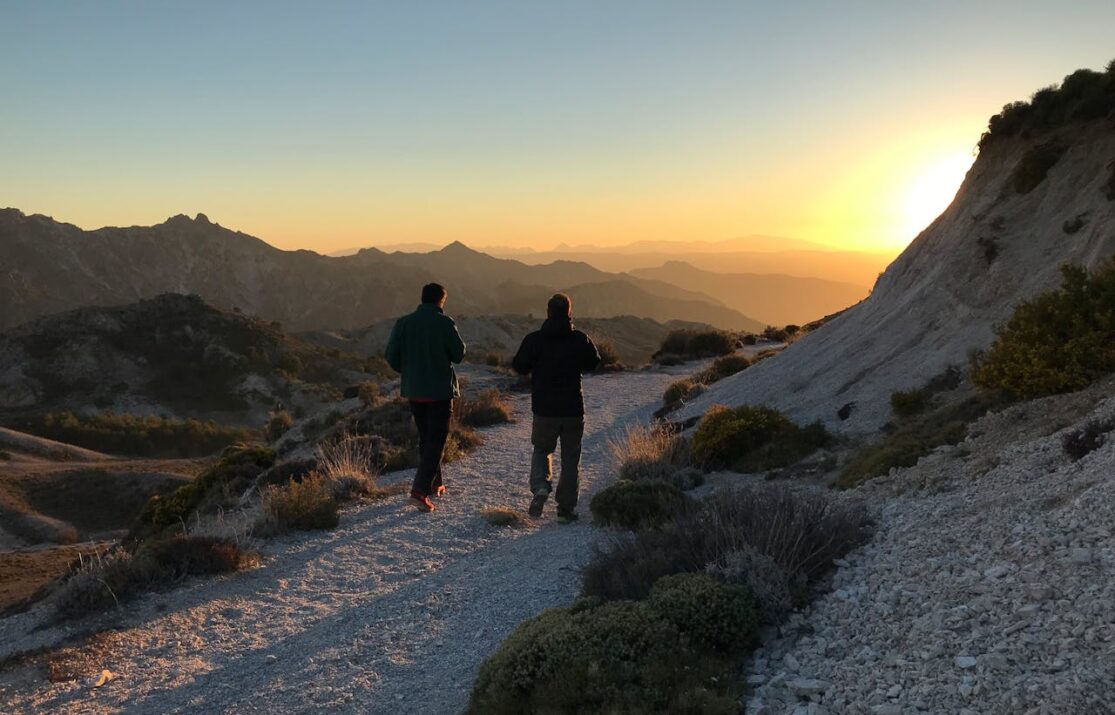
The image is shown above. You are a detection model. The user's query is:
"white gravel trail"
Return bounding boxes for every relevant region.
[0,369,681,714]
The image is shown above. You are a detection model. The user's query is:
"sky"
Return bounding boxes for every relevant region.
[2,1,1114,255]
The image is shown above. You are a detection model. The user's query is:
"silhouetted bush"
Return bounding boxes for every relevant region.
[741,333,757,345]
[594,339,621,368]
[483,352,503,367]
[1063,214,1088,234]
[1011,140,1066,194]
[979,62,1115,148]
[468,575,754,715]
[701,354,751,382]
[690,405,830,472]
[10,412,256,458]
[591,480,690,531]
[972,260,1115,399]
[762,326,789,342]
[977,236,1000,263]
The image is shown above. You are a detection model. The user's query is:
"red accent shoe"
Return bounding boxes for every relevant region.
[434,485,446,498]
[409,491,435,512]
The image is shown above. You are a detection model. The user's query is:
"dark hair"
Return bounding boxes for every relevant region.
[547,293,572,319]
[421,283,447,304]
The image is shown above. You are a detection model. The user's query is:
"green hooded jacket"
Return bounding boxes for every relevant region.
[384,303,466,400]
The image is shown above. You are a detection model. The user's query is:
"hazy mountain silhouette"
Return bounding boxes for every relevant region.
[0,211,763,332]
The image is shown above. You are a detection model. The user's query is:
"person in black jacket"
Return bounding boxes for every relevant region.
[512,293,601,522]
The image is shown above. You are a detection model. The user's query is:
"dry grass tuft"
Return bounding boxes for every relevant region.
[481,507,529,528]
[458,389,513,428]
[608,424,699,490]
[257,477,340,535]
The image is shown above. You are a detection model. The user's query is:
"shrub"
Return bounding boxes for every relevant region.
[838,393,1007,488]
[662,379,698,411]
[457,389,512,428]
[609,424,700,489]
[654,353,685,366]
[258,477,339,534]
[583,485,870,609]
[706,546,795,619]
[468,597,743,715]
[741,333,757,345]
[1010,141,1066,194]
[264,410,294,442]
[315,435,383,500]
[890,388,928,417]
[702,353,751,382]
[483,352,503,367]
[9,412,256,458]
[762,326,789,343]
[52,537,255,619]
[647,573,757,652]
[1062,418,1114,461]
[1063,214,1088,234]
[690,405,830,472]
[130,445,275,541]
[653,329,734,361]
[481,507,528,528]
[972,261,1115,399]
[590,480,690,531]
[977,236,1000,263]
[594,339,621,368]
[1105,161,1115,201]
[356,381,381,408]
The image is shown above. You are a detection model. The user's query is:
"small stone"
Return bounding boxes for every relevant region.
[746,673,768,686]
[784,653,801,671]
[955,655,978,669]
[1070,548,1093,563]
[886,684,902,698]
[788,678,830,698]
[959,683,973,697]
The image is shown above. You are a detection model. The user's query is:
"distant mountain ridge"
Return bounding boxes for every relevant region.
[0,210,763,332]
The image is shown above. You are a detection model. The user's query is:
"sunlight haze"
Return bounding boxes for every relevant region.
[2,1,1113,255]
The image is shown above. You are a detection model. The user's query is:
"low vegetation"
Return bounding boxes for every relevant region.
[690,405,830,473]
[342,397,484,472]
[838,391,1008,489]
[8,412,256,458]
[471,486,869,713]
[480,507,528,528]
[594,338,622,370]
[609,424,700,490]
[52,536,257,620]
[979,61,1115,148]
[263,410,293,442]
[1062,418,1113,462]
[258,477,340,534]
[1062,214,1088,234]
[972,260,1115,399]
[1010,140,1066,194]
[457,389,513,428]
[590,480,690,531]
[653,328,735,362]
[658,353,753,416]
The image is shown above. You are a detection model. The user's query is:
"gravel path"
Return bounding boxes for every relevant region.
[745,387,1115,715]
[0,368,680,714]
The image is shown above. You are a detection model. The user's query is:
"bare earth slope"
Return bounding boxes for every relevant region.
[0,368,684,714]
[680,122,1115,434]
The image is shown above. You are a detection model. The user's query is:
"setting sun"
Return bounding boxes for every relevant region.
[901,153,976,241]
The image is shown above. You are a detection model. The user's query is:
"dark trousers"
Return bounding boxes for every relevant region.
[529,415,584,513]
[410,400,452,497]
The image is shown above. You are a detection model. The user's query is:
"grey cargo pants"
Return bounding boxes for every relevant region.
[529,415,584,513]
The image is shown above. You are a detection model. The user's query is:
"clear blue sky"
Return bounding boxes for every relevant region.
[2,1,1113,252]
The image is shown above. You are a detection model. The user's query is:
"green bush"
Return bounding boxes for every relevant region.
[590,480,690,531]
[690,405,829,472]
[1011,141,1066,194]
[468,593,745,715]
[972,261,1115,399]
[130,445,275,541]
[662,378,698,410]
[647,573,757,652]
[890,388,928,417]
[9,412,256,458]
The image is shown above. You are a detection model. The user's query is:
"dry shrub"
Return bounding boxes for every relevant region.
[481,507,528,528]
[52,537,256,620]
[258,477,339,534]
[609,424,699,490]
[356,381,381,408]
[457,389,512,428]
[264,410,294,442]
[1062,418,1114,461]
[315,434,382,500]
[582,485,870,611]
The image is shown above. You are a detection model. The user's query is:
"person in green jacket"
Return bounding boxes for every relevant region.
[385,283,466,512]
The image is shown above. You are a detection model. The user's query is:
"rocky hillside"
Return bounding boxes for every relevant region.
[0,212,761,332]
[0,294,377,425]
[681,64,1115,433]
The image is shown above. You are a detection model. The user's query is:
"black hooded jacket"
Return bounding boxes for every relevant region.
[512,317,601,417]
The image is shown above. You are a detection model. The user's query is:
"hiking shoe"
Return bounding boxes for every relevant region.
[528,493,547,518]
[555,511,579,524]
[434,485,446,498]
[409,491,435,512]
